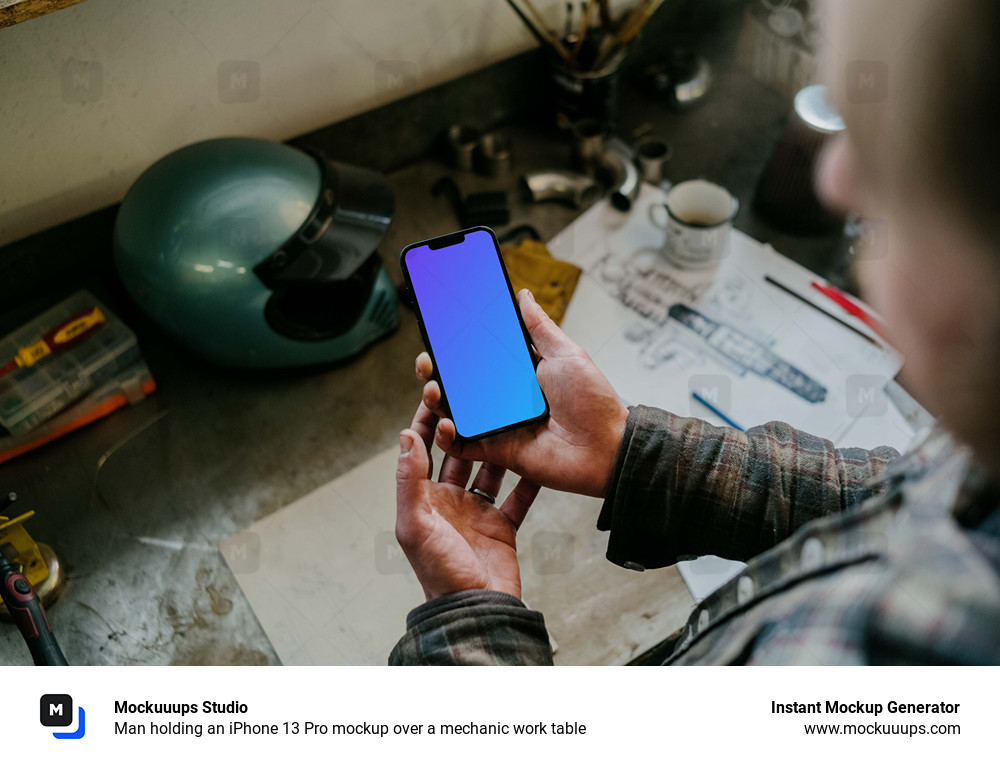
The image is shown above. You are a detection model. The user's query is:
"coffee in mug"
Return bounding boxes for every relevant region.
[650,179,739,269]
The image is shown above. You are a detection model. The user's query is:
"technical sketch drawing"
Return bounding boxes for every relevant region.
[668,303,828,403]
[595,247,708,326]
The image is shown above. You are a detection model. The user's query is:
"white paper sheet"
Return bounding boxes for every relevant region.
[553,184,908,451]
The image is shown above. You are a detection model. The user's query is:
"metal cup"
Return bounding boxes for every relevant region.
[649,179,739,269]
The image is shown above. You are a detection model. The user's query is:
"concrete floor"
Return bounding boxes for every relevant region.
[0,14,850,665]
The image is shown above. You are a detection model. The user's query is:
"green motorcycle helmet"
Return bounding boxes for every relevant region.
[113,137,399,368]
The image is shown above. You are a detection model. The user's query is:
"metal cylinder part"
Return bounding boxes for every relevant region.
[446,124,481,171]
[478,132,513,177]
[602,138,640,212]
[571,118,606,175]
[636,137,673,185]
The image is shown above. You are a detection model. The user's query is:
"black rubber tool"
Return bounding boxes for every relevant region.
[432,176,510,228]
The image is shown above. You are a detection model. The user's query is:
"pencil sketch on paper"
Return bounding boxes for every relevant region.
[593,246,709,325]
[668,304,828,404]
[621,321,702,372]
[707,274,754,321]
[581,242,828,404]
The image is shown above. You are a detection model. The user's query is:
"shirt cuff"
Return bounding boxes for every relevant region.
[389,589,555,665]
[597,405,638,534]
[405,589,528,630]
[595,404,686,571]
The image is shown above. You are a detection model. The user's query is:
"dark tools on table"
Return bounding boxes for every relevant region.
[0,492,68,666]
[446,124,481,172]
[636,49,712,111]
[477,132,513,177]
[571,117,606,174]
[445,126,514,177]
[432,177,510,228]
[566,118,640,211]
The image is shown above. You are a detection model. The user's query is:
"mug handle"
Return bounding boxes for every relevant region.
[648,203,669,230]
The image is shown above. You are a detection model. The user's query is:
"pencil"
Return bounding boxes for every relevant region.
[572,0,595,60]
[517,0,578,66]
[597,0,612,32]
[692,391,745,431]
[504,0,552,50]
[763,275,883,350]
[811,280,889,341]
[593,0,663,69]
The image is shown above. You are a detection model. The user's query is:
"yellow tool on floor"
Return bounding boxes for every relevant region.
[0,493,64,618]
[502,237,581,325]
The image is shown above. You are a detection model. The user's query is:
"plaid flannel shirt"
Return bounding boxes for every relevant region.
[389,405,1000,665]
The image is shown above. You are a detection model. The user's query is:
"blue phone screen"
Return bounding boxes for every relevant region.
[405,229,546,438]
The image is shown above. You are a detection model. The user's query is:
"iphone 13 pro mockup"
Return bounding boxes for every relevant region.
[400,227,549,440]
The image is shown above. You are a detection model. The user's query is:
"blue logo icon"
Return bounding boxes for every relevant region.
[40,694,86,739]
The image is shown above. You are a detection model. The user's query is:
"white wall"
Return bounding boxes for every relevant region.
[0,0,623,246]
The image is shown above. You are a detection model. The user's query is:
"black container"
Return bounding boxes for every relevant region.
[549,51,626,131]
[754,84,845,234]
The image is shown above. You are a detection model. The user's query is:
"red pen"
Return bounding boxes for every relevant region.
[810,281,889,341]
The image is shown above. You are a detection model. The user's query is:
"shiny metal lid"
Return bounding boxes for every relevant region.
[794,84,846,134]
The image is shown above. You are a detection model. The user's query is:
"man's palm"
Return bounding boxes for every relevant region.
[403,479,520,600]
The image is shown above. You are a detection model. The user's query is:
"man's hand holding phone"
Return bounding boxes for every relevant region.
[397,226,627,603]
[417,289,629,498]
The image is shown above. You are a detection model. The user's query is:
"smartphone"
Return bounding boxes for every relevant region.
[400,226,549,440]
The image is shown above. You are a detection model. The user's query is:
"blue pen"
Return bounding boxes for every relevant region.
[691,390,745,431]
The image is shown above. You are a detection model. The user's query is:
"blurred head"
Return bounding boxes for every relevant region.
[816,0,1000,474]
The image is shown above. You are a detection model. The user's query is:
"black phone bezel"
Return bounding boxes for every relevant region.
[399,225,550,441]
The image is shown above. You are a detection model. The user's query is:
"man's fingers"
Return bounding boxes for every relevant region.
[518,289,577,359]
[422,380,443,413]
[499,478,541,530]
[415,352,433,382]
[395,429,431,537]
[438,453,473,488]
[409,402,438,479]
[470,462,506,501]
[435,418,486,463]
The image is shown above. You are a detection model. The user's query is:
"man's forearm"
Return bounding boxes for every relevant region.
[597,405,900,569]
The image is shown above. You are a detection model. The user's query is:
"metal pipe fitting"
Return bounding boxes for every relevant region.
[601,137,640,211]
[521,170,600,209]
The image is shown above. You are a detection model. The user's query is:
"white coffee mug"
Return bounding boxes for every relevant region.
[650,179,739,269]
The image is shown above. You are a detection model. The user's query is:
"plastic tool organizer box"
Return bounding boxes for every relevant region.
[0,291,140,435]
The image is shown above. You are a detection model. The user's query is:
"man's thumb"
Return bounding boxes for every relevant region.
[396,429,429,502]
[518,289,575,358]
